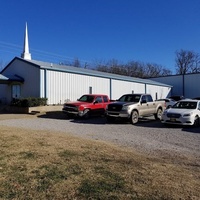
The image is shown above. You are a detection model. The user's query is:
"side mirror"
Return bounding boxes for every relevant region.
[94,100,98,104]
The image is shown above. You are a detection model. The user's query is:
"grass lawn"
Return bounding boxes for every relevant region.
[0,125,199,200]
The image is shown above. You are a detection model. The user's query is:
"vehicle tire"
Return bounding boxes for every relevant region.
[154,108,162,120]
[130,110,139,124]
[83,109,90,119]
[106,116,115,123]
[193,116,200,127]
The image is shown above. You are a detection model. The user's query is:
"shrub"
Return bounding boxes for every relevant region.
[10,97,47,107]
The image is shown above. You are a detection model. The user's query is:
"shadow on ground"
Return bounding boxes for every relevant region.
[36,111,200,132]
[38,112,111,124]
[181,126,200,134]
[37,111,68,120]
[37,111,107,124]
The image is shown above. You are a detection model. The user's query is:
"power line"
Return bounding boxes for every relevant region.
[0,41,93,66]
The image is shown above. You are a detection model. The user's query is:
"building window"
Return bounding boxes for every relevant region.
[12,85,21,98]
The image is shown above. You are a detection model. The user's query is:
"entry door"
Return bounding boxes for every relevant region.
[12,85,21,98]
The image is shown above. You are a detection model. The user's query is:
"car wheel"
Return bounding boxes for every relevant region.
[154,108,162,120]
[130,110,139,124]
[83,109,90,119]
[193,116,200,127]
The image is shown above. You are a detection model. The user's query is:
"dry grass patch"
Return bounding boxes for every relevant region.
[0,125,199,200]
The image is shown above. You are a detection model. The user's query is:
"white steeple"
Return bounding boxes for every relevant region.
[21,22,31,60]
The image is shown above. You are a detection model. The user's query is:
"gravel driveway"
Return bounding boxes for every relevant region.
[0,113,200,162]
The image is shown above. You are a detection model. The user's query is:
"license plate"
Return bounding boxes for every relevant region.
[170,118,176,122]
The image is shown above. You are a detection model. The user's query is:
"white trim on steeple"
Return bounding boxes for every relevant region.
[21,22,31,60]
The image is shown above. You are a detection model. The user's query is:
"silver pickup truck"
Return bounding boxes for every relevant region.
[105,94,166,124]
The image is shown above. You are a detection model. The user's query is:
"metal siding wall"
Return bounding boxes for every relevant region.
[0,85,6,99]
[111,80,145,99]
[46,71,61,104]
[64,73,110,101]
[151,76,183,96]
[88,76,110,95]
[0,84,10,104]
[1,59,172,105]
[2,59,40,98]
[146,85,171,100]
[184,74,200,98]
[46,70,110,104]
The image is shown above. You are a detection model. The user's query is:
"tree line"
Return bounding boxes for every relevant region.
[92,59,172,78]
[66,49,200,78]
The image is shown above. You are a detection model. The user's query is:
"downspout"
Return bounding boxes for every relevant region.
[109,78,112,100]
[182,74,185,96]
[145,83,147,93]
[44,69,47,99]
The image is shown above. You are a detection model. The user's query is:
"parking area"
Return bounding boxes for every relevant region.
[0,112,200,163]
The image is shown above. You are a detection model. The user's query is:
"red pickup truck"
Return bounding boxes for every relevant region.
[62,94,111,118]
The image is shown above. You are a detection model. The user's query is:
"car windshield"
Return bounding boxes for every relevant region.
[172,101,197,109]
[118,94,141,102]
[78,95,94,103]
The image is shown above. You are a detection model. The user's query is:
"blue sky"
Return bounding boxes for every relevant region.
[0,0,200,73]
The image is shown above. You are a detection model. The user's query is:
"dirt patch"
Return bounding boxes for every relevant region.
[0,112,36,120]
[0,109,66,120]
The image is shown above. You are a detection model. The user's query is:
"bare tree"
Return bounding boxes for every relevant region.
[125,61,145,77]
[144,63,162,78]
[69,57,172,78]
[190,53,200,73]
[175,49,200,74]
[95,59,172,78]
[161,68,172,76]
[73,58,81,68]
[93,59,110,73]
[95,65,109,73]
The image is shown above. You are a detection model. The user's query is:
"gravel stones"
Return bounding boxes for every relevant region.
[0,114,199,163]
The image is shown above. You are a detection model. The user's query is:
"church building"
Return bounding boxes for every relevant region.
[0,24,172,105]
